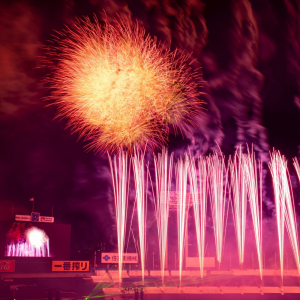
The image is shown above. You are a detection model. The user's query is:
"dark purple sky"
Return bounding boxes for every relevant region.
[1,0,300,254]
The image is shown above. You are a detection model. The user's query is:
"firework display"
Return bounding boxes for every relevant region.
[153,147,173,286]
[189,155,207,278]
[244,148,263,279]
[108,150,130,282]
[45,15,202,153]
[269,151,300,281]
[229,146,247,267]
[103,145,300,285]
[132,148,147,283]
[175,153,189,285]
[207,151,228,267]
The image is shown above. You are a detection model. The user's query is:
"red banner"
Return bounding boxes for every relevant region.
[0,260,15,272]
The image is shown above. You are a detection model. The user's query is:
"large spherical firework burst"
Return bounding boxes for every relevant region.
[44,15,203,153]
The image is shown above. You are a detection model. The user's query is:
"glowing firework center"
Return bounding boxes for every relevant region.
[6,226,50,258]
[45,16,202,154]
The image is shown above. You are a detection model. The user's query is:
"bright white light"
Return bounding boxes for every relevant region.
[26,227,48,248]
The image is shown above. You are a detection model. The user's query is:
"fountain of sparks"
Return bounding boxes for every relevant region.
[244,148,263,279]
[229,146,247,268]
[6,227,50,257]
[269,151,300,282]
[207,152,228,267]
[132,149,148,284]
[175,153,190,286]
[153,147,174,286]
[108,150,130,283]
[189,155,208,278]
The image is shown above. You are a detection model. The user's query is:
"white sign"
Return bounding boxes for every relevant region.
[101,252,138,264]
[15,215,31,221]
[39,216,54,223]
[15,215,54,223]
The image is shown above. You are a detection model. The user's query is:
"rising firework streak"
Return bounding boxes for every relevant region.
[132,148,147,283]
[269,151,300,282]
[108,150,130,283]
[207,151,228,267]
[152,147,173,286]
[229,146,247,267]
[244,147,263,279]
[189,155,207,278]
[175,153,189,286]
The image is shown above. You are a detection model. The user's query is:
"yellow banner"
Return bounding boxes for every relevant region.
[52,261,89,271]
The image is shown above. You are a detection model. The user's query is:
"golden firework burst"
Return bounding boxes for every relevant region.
[44,15,203,153]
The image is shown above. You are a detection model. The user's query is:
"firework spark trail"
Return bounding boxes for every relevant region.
[189,155,207,278]
[269,151,300,280]
[45,15,203,153]
[229,146,247,266]
[269,151,285,281]
[153,148,173,286]
[132,149,147,283]
[108,150,130,283]
[175,153,190,286]
[207,152,228,266]
[244,148,263,279]
[284,171,300,277]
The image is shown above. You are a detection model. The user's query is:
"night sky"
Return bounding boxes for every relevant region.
[1,0,300,259]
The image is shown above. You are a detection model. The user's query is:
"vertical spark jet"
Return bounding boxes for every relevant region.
[153,148,174,286]
[207,152,228,267]
[244,148,263,279]
[175,154,189,286]
[108,150,130,283]
[132,149,147,284]
[269,151,285,282]
[269,151,300,281]
[229,146,247,267]
[189,155,207,278]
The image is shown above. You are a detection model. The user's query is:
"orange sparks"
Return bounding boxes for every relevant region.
[44,15,203,153]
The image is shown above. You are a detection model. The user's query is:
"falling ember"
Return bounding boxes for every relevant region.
[269,151,300,281]
[44,15,203,153]
[175,153,189,286]
[244,148,263,279]
[189,155,207,278]
[153,147,173,286]
[132,148,147,283]
[229,146,247,267]
[207,151,228,266]
[108,150,130,283]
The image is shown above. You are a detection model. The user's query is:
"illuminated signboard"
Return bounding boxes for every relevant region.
[52,261,89,272]
[15,215,54,223]
[101,252,138,263]
[0,260,15,272]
